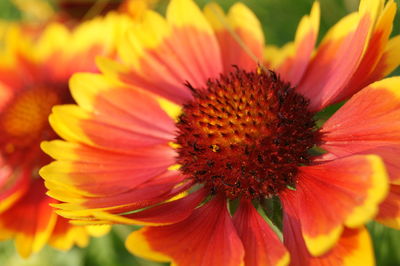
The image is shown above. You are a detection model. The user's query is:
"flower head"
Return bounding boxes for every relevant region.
[0,13,131,257]
[41,0,400,265]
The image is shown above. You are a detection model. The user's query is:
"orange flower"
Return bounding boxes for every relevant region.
[41,0,400,265]
[0,14,132,257]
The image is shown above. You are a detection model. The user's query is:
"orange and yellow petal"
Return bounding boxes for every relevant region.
[283,192,375,266]
[297,0,382,111]
[232,199,289,266]
[376,184,400,229]
[41,161,188,222]
[52,12,132,76]
[329,227,374,266]
[92,188,206,226]
[0,164,30,213]
[283,199,374,266]
[101,0,222,105]
[366,35,400,84]
[0,50,38,94]
[322,77,400,183]
[282,154,387,256]
[274,1,320,86]
[126,195,244,266]
[33,22,71,64]
[0,80,14,110]
[48,216,89,250]
[0,179,57,258]
[0,24,35,68]
[263,44,292,70]
[48,216,111,250]
[340,0,397,99]
[2,13,128,85]
[41,139,175,197]
[49,104,172,150]
[204,2,264,73]
[69,73,176,142]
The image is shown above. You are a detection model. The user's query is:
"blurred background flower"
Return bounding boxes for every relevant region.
[1,0,400,265]
[0,0,143,265]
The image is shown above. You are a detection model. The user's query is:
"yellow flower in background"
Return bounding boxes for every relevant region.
[56,0,159,21]
[8,0,158,28]
[40,0,400,265]
[0,12,134,258]
[11,0,55,23]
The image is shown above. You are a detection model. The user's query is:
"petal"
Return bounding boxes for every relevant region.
[263,43,294,70]
[322,77,400,183]
[125,195,244,266]
[49,104,171,150]
[0,82,13,112]
[85,224,111,237]
[282,196,374,266]
[70,73,176,139]
[366,35,400,83]
[34,23,71,63]
[281,155,388,256]
[41,140,175,196]
[232,199,289,266]
[204,2,264,73]
[297,0,381,111]
[166,0,222,82]
[92,188,206,226]
[329,227,374,266]
[43,170,189,222]
[376,184,400,229]
[0,162,30,213]
[275,2,320,86]
[100,0,222,105]
[340,0,397,99]
[0,179,57,258]
[50,13,129,76]
[48,216,89,250]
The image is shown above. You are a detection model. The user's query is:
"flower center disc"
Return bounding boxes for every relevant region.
[176,69,319,199]
[1,87,60,147]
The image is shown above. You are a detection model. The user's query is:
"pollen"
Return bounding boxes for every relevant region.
[176,68,320,199]
[1,87,59,144]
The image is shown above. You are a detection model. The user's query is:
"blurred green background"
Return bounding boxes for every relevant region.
[1,0,400,265]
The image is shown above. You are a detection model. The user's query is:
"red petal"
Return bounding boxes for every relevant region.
[376,184,400,229]
[125,195,244,266]
[276,2,320,86]
[322,77,400,183]
[101,1,223,105]
[48,171,190,221]
[93,188,207,226]
[365,35,400,84]
[0,179,57,257]
[297,4,375,111]
[50,105,171,150]
[48,216,89,250]
[70,73,176,143]
[41,140,176,196]
[120,27,221,105]
[204,3,264,73]
[232,199,289,266]
[280,154,387,256]
[339,0,397,100]
[0,161,30,213]
[283,194,374,266]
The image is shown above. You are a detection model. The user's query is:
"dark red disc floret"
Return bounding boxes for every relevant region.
[176,68,320,199]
